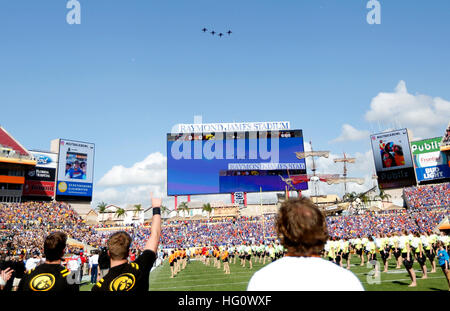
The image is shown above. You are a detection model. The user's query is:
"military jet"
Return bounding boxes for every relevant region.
[210,31,216,35]
[202,28,208,32]
[227,30,232,35]
[218,33,223,37]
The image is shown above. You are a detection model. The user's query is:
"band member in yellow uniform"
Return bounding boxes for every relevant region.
[221,247,230,275]
[215,246,221,269]
[169,251,176,278]
[181,249,187,271]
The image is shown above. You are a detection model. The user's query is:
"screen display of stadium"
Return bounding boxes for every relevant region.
[55,139,95,198]
[370,129,416,189]
[167,130,308,195]
[23,151,57,197]
[411,137,450,183]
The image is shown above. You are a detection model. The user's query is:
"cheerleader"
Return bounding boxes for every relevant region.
[390,233,402,269]
[423,232,437,273]
[366,236,378,277]
[400,232,417,287]
[412,232,427,279]
[341,238,351,270]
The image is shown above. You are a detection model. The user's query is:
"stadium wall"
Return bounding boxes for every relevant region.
[239,204,278,216]
[384,188,405,207]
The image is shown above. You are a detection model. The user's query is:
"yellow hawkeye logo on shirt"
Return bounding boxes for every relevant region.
[109,273,135,291]
[30,273,55,291]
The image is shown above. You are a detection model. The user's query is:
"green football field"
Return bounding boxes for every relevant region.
[80,255,450,291]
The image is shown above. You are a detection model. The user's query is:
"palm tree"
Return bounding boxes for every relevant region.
[160,205,169,217]
[357,192,370,208]
[376,189,392,203]
[343,192,358,203]
[178,201,189,218]
[115,208,126,221]
[202,203,213,218]
[97,201,107,223]
[133,204,142,217]
[97,201,107,213]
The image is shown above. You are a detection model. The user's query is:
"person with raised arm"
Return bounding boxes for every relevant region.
[92,192,162,292]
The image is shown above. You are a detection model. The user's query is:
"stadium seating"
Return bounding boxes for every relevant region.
[403,183,450,209]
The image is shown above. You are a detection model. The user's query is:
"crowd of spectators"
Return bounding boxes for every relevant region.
[326,208,449,239]
[1,184,449,256]
[403,183,450,209]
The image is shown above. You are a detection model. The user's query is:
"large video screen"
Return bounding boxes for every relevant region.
[55,139,95,198]
[411,137,450,183]
[23,151,57,197]
[167,130,308,195]
[440,121,450,152]
[370,129,416,189]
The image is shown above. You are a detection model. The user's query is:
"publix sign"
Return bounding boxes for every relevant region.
[411,137,450,182]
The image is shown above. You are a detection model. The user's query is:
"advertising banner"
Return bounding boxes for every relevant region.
[411,137,450,182]
[23,181,55,196]
[23,151,57,197]
[55,139,95,198]
[370,129,416,189]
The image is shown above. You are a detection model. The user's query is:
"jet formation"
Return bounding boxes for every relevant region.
[202,28,232,38]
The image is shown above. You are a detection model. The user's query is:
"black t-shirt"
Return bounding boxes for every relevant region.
[13,260,26,279]
[91,250,156,292]
[98,250,110,270]
[17,263,79,292]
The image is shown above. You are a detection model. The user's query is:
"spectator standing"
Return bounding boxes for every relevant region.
[89,251,99,284]
[247,198,364,291]
[91,192,161,292]
[67,253,81,283]
[25,252,41,272]
[17,232,79,292]
[12,256,25,291]
[98,247,110,279]
[437,241,450,291]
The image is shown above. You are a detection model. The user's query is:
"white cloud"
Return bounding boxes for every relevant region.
[93,152,168,209]
[97,152,166,187]
[331,124,370,143]
[93,184,167,208]
[365,80,450,139]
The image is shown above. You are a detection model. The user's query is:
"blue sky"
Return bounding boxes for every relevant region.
[1,1,450,207]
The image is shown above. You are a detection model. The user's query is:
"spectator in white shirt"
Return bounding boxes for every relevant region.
[247,197,364,291]
[89,251,99,284]
[25,252,41,272]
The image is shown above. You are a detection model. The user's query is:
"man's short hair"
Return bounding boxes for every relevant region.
[275,197,329,257]
[44,231,67,261]
[107,231,132,260]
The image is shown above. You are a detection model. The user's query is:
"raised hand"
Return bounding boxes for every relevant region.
[150,192,162,208]
[1,267,13,284]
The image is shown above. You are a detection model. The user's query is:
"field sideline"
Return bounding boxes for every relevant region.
[80,255,449,291]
